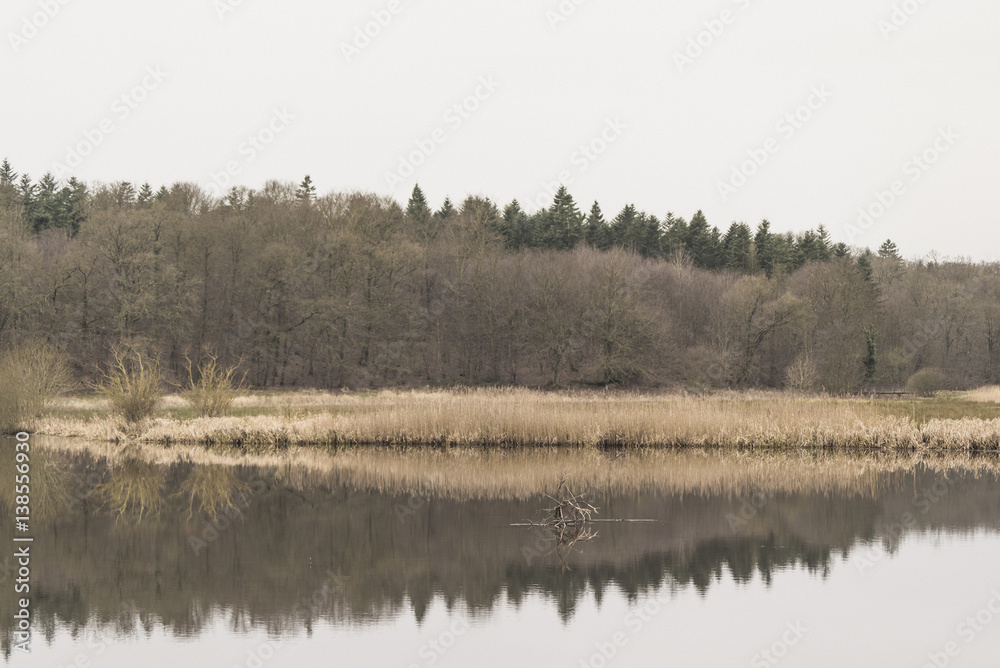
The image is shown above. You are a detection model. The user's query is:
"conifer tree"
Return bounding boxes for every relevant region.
[584,201,610,250]
[137,182,154,207]
[878,239,901,260]
[435,196,456,221]
[538,186,583,250]
[500,199,531,249]
[296,175,316,203]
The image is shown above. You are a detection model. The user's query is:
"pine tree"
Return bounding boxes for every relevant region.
[661,213,688,257]
[584,201,610,250]
[500,199,531,249]
[137,182,155,207]
[113,181,137,209]
[857,251,874,283]
[637,213,662,258]
[754,220,775,276]
[32,172,60,232]
[0,159,16,188]
[60,178,88,235]
[435,197,456,221]
[610,204,639,251]
[722,222,753,272]
[685,210,718,269]
[878,239,901,260]
[296,175,316,203]
[538,186,583,250]
[815,224,833,261]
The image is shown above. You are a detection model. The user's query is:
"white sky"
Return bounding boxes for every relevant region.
[2,0,998,259]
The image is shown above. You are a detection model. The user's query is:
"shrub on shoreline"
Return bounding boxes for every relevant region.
[0,342,73,434]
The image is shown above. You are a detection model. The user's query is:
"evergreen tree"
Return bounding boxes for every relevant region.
[857,251,874,283]
[17,174,35,221]
[113,181,137,209]
[60,177,88,235]
[406,184,438,243]
[832,242,850,258]
[610,204,639,251]
[863,326,878,385]
[815,225,832,261]
[32,172,60,232]
[137,182,155,207]
[685,210,717,269]
[878,239,901,260]
[754,220,775,276]
[538,186,583,250]
[662,213,688,257]
[636,212,662,258]
[500,199,531,249]
[435,196,456,221]
[722,222,753,272]
[584,201,610,250]
[0,159,16,188]
[296,175,316,203]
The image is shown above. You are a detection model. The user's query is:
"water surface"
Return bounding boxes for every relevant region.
[3,438,1000,667]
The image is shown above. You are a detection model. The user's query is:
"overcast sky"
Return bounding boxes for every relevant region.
[3,0,998,259]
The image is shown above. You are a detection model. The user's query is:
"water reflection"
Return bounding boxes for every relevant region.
[2,439,1000,659]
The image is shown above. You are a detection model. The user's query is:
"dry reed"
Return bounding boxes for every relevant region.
[33,388,1000,451]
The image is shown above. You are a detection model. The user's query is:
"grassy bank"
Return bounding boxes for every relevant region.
[30,387,1000,451]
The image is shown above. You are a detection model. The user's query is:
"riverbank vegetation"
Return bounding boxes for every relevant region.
[31,387,1000,450]
[2,162,999,397]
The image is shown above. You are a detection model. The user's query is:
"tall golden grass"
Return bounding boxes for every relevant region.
[31,387,1000,450]
[967,386,1000,404]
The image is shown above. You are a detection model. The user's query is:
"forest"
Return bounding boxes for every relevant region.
[1,158,997,393]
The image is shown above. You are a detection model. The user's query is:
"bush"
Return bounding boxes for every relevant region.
[906,367,950,397]
[182,356,245,418]
[98,349,162,424]
[0,342,73,434]
[785,353,818,392]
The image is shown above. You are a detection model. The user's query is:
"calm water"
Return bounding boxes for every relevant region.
[3,438,1000,667]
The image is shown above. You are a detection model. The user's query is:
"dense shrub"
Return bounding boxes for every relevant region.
[182,356,245,418]
[0,342,74,434]
[97,349,162,424]
[906,368,950,397]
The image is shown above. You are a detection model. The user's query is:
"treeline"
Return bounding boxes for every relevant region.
[1,159,998,392]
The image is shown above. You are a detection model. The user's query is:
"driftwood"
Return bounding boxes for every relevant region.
[534,476,600,570]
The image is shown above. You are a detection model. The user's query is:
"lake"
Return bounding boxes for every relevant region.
[3,437,1000,667]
